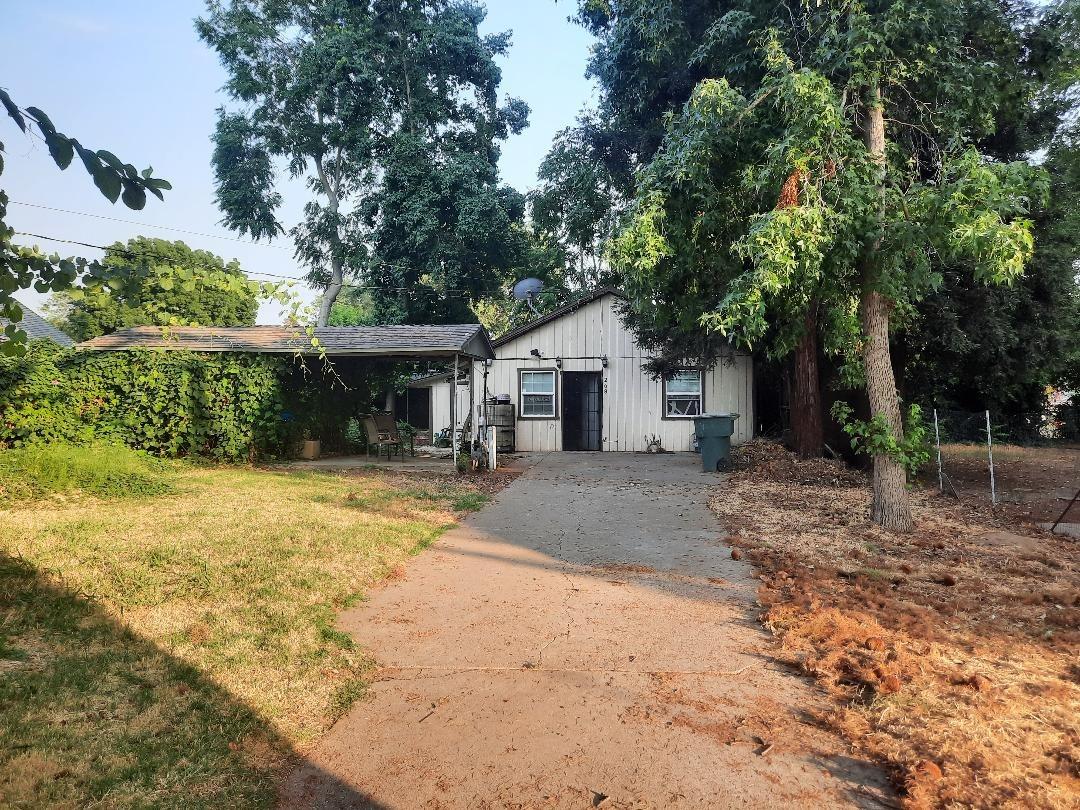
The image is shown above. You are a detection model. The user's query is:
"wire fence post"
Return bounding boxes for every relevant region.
[986,409,996,507]
[934,408,943,494]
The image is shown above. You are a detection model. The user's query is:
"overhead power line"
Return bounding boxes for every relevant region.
[12,230,480,298]
[8,199,292,251]
[12,221,485,294]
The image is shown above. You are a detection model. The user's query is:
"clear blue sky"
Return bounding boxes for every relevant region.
[2,1,596,321]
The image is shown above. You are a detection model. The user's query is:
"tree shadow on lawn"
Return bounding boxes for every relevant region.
[0,552,387,809]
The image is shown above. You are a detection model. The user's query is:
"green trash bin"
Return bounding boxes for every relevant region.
[693,413,740,472]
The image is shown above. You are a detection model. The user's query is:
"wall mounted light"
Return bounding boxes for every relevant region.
[555,357,563,369]
[601,354,609,368]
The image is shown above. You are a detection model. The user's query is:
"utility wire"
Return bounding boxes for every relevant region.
[9,206,480,286]
[12,230,481,298]
[8,199,293,250]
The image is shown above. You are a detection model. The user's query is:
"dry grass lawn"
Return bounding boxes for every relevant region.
[0,463,498,808]
[712,441,1079,809]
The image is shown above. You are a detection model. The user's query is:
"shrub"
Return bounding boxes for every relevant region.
[0,443,173,504]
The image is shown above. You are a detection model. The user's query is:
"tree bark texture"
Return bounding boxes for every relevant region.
[790,304,824,458]
[860,290,913,530]
[314,151,345,328]
[860,84,913,532]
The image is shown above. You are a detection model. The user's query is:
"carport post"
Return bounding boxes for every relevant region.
[451,354,458,467]
[468,359,476,448]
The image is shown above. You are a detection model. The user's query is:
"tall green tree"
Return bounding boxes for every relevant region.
[197,0,529,326]
[470,224,580,335]
[608,3,1044,530]
[51,238,259,341]
[574,0,1079,463]
[528,119,621,291]
[900,0,1080,429]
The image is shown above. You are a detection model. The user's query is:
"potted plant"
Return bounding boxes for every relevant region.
[300,427,321,460]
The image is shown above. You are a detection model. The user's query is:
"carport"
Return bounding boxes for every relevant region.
[77,324,495,464]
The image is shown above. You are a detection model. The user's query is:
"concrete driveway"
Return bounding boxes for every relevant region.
[283,453,891,809]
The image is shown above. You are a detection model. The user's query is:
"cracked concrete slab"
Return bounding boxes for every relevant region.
[281,453,893,809]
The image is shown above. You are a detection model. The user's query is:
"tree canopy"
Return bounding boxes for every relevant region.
[51,238,259,341]
[602,1,1055,529]
[528,119,621,292]
[198,0,530,326]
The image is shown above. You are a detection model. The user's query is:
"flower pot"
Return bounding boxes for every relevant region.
[300,439,321,460]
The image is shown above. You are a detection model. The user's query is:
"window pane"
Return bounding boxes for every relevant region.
[521,371,555,394]
[522,394,554,416]
[667,395,701,417]
[666,370,701,393]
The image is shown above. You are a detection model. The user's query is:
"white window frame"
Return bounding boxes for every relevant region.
[519,369,557,419]
[663,370,703,419]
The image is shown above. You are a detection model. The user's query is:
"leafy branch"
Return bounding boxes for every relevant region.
[831,401,931,479]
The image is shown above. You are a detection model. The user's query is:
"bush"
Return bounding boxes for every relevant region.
[0,443,172,504]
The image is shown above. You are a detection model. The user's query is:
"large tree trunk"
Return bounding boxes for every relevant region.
[790,304,824,458]
[860,84,913,532]
[313,149,344,328]
[316,266,343,328]
[860,291,913,530]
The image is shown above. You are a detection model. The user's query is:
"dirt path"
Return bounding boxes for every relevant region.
[282,453,892,809]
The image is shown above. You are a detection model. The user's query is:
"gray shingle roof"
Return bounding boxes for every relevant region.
[76,324,494,360]
[0,306,74,347]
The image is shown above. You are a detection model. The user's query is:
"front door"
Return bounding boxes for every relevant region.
[562,372,603,451]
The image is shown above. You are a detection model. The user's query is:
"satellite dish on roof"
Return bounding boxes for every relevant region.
[512,277,544,314]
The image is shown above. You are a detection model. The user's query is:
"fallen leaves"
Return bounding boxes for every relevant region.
[712,440,1080,809]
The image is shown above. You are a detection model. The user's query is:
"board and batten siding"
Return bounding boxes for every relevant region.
[474,292,753,452]
[428,379,470,435]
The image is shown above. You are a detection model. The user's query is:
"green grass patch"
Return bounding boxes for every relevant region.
[0,443,172,505]
[0,464,484,807]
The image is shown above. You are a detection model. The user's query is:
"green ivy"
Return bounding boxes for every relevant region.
[0,342,285,461]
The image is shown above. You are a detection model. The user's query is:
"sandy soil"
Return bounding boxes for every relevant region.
[280,452,893,809]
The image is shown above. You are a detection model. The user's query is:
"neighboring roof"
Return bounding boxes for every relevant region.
[407,371,454,387]
[491,288,625,348]
[0,306,74,347]
[76,324,495,360]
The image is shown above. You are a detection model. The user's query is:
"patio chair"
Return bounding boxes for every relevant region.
[362,411,406,460]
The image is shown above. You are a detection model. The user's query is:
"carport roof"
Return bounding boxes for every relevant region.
[76,324,495,360]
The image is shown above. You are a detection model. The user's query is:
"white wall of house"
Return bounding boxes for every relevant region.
[469,292,753,452]
[429,378,471,436]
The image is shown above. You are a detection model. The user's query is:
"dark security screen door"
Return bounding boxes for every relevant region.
[562,372,602,451]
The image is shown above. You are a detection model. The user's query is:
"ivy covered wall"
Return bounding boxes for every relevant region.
[1,343,313,460]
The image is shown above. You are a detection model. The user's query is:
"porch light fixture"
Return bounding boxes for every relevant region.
[555,357,563,369]
[601,354,609,368]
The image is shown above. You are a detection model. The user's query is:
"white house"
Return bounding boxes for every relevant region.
[415,289,753,452]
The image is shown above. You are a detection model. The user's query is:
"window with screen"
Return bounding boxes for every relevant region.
[520,370,556,418]
[664,370,702,417]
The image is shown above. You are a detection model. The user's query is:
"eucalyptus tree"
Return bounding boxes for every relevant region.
[197,0,529,326]
[609,2,1043,531]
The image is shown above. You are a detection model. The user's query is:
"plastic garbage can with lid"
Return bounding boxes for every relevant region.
[692,413,740,472]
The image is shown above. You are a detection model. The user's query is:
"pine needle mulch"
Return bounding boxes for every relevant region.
[711,440,1079,809]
